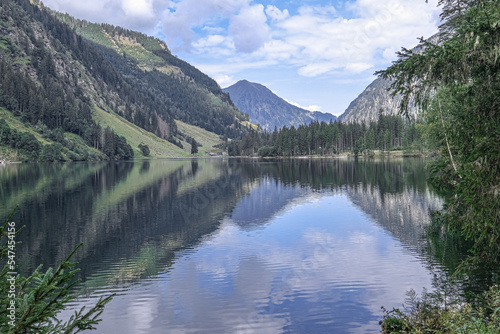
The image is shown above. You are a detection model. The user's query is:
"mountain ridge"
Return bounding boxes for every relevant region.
[223,80,336,131]
[339,34,441,124]
[338,78,404,124]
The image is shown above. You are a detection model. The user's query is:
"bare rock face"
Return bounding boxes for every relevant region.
[339,34,441,124]
[339,78,401,124]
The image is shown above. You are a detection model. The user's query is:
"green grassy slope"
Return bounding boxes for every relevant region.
[175,120,226,154]
[93,107,187,158]
[93,108,226,158]
[0,108,105,162]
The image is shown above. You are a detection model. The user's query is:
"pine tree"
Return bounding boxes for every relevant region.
[0,207,114,333]
[190,138,198,155]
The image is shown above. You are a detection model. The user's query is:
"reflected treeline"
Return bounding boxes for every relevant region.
[230,158,478,300]
[234,158,495,299]
[0,162,105,218]
[252,158,429,195]
[423,217,500,300]
[0,158,479,298]
[0,159,254,292]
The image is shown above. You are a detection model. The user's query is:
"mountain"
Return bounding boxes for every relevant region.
[223,80,336,131]
[0,0,250,161]
[339,35,441,124]
[338,78,408,124]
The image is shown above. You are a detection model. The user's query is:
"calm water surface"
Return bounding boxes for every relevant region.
[1,158,447,333]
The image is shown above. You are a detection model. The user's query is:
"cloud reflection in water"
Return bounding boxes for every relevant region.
[90,190,439,334]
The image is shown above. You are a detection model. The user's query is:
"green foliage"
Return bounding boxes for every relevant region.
[0,119,41,160]
[257,145,277,157]
[381,286,500,333]
[0,207,114,333]
[379,0,500,331]
[39,144,64,162]
[138,143,150,157]
[190,137,198,155]
[378,0,500,262]
[239,115,423,157]
[0,0,248,161]
[60,7,248,139]
[102,127,133,160]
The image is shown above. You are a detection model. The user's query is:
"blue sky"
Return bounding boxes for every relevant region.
[43,0,442,116]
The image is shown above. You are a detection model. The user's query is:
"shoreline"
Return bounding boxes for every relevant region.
[0,150,431,164]
[256,150,429,160]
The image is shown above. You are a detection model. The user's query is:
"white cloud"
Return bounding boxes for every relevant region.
[192,34,227,49]
[257,40,298,61]
[265,5,289,22]
[345,62,373,73]
[229,4,270,53]
[161,0,252,51]
[258,0,441,78]
[298,62,341,77]
[43,0,166,31]
[121,0,155,24]
[285,99,323,112]
[213,74,234,88]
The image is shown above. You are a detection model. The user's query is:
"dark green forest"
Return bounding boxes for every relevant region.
[227,112,423,157]
[0,0,133,161]
[0,0,249,161]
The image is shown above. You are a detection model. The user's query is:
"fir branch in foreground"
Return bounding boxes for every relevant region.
[0,207,114,333]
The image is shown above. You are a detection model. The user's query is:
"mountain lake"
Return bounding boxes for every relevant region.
[1,158,470,333]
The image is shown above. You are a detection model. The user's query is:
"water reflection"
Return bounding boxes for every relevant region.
[0,158,451,333]
[4,159,248,288]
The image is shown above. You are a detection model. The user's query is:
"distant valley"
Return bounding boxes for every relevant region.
[0,0,417,163]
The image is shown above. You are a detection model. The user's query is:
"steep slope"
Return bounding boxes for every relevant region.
[223,80,336,131]
[0,0,248,161]
[339,35,441,124]
[338,78,408,124]
[65,18,249,139]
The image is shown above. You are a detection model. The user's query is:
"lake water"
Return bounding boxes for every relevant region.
[1,158,448,333]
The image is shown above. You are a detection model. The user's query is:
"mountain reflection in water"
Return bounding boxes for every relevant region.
[1,158,447,333]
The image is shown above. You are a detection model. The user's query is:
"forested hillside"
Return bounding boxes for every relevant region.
[0,0,250,161]
[66,16,249,138]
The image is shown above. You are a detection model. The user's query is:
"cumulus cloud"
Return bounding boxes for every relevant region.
[161,0,252,51]
[259,0,441,77]
[265,5,289,22]
[42,0,442,81]
[43,0,164,30]
[229,4,270,53]
[121,0,154,19]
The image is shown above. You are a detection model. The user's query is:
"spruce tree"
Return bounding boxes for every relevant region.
[190,138,198,155]
[0,207,114,333]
